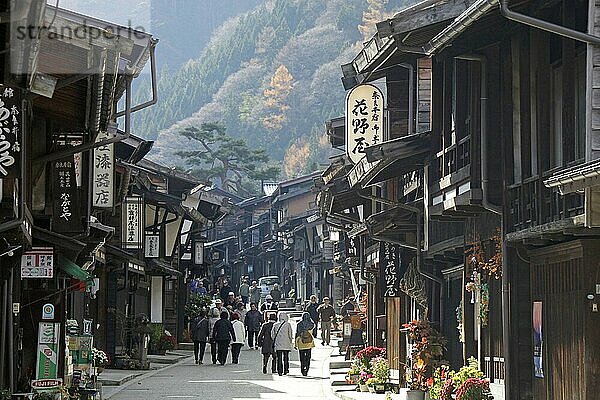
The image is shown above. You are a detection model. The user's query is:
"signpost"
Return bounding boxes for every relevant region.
[92,130,115,208]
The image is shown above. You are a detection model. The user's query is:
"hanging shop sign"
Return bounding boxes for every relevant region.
[92,130,114,208]
[52,156,81,232]
[123,196,144,249]
[345,83,384,164]
[533,301,544,378]
[194,241,204,265]
[42,303,55,320]
[21,247,54,278]
[145,235,160,258]
[380,241,400,297]
[36,322,60,379]
[0,84,22,179]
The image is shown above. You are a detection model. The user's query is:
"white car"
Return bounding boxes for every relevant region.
[258,275,280,298]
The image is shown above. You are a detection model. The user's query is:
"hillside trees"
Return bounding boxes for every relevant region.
[262,65,294,130]
[176,122,280,195]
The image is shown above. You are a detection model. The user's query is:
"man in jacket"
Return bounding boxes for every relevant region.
[317,297,336,346]
[270,284,282,303]
[271,312,294,376]
[212,311,236,365]
[305,295,319,337]
[249,281,261,305]
[239,277,250,305]
[244,302,263,349]
[257,314,277,374]
[220,279,233,302]
[191,311,209,364]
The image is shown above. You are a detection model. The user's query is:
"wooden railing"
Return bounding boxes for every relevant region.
[507,176,584,232]
[483,357,505,383]
[436,136,471,179]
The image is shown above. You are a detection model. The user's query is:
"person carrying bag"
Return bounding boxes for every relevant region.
[294,312,315,376]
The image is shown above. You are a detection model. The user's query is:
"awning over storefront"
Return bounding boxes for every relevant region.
[58,257,93,284]
[147,259,182,277]
[347,132,432,189]
[544,159,600,194]
[365,205,420,250]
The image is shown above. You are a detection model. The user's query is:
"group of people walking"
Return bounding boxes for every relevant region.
[190,294,342,377]
[191,308,317,376]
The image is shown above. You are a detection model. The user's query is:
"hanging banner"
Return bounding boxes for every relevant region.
[123,196,144,249]
[52,156,81,232]
[145,235,159,258]
[345,84,384,164]
[0,85,22,179]
[380,241,400,297]
[36,322,60,379]
[533,301,544,378]
[21,247,54,278]
[92,130,114,208]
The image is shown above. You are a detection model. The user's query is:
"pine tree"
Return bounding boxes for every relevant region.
[176,122,280,195]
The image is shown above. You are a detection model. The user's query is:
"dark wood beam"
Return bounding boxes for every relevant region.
[377,0,479,38]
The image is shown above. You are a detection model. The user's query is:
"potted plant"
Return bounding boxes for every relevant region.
[455,378,491,400]
[92,348,109,374]
[402,320,447,400]
[345,359,362,384]
[370,357,390,393]
[158,331,176,354]
[358,371,373,392]
[0,390,11,400]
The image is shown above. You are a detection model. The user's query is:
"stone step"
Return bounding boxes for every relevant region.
[178,342,194,351]
[330,360,352,369]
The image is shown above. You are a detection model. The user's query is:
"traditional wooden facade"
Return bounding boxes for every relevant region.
[336,0,600,399]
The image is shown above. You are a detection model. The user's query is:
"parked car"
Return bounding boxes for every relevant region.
[258,275,280,299]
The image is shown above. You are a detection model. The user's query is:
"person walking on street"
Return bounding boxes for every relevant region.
[212,311,236,365]
[208,307,220,364]
[305,295,319,337]
[249,281,261,305]
[317,297,336,346]
[260,295,278,312]
[235,302,247,323]
[191,311,209,364]
[220,279,233,302]
[257,314,277,374]
[271,311,294,376]
[230,313,245,364]
[225,291,237,308]
[270,284,282,303]
[239,278,250,305]
[245,302,262,349]
[295,312,315,376]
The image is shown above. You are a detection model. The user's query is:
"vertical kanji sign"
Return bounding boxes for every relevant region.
[92,131,114,208]
[345,84,384,164]
[0,84,22,178]
[53,156,81,232]
[380,241,400,297]
[123,196,144,249]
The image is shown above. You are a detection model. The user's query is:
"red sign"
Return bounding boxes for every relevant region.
[31,378,62,389]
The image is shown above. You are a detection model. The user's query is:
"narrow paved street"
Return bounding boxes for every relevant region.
[109,341,338,400]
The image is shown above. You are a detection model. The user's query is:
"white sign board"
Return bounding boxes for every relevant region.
[21,247,54,278]
[123,196,143,249]
[194,241,204,265]
[345,84,385,164]
[145,235,160,258]
[92,130,114,208]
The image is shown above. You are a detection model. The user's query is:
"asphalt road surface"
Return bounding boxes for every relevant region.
[109,325,339,400]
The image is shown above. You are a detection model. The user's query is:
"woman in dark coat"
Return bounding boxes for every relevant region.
[191,311,209,364]
[212,310,236,365]
[295,312,315,376]
[257,313,277,374]
[244,302,263,349]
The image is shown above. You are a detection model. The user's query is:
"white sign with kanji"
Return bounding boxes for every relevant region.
[21,247,54,278]
[145,235,159,258]
[345,84,385,164]
[92,131,114,208]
